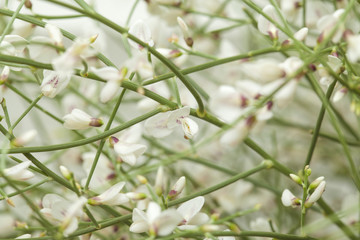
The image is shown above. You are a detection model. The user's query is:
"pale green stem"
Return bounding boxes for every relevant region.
[0,0,27,44]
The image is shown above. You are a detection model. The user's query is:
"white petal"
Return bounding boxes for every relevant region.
[129,221,149,233]
[147,202,162,223]
[63,108,92,130]
[177,196,205,222]
[281,189,296,207]
[155,209,183,236]
[129,19,154,50]
[144,112,173,138]
[258,5,278,36]
[187,212,209,226]
[91,67,121,82]
[307,181,326,205]
[294,27,308,41]
[180,117,198,139]
[167,107,191,129]
[96,182,126,202]
[100,80,121,103]
[45,23,63,46]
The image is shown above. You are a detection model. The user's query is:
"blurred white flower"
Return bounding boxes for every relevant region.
[305,180,326,207]
[3,161,34,181]
[145,106,199,139]
[317,9,345,43]
[258,5,280,39]
[89,182,129,206]
[317,55,342,86]
[129,201,182,236]
[0,35,27,71]
[12,129,37,147]
[45,23,63,47]
[41,70,71,98]
[63,108,103,130]
[91,67,127,103]
[346,34,360,63]
[177,196,209,230]
[128,19,154,50]
[168,176,186,200]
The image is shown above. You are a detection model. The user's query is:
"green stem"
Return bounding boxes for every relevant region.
[9,93,43,132]
[125,0,140,27]
[1,98,12,129]
[84,87,128,190]
[0,0,27,44]
[168,162,268,207]
[1,177,51,199]
[304,80,336,167]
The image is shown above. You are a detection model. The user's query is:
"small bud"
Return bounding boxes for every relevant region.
[89,34,99,44]
[305,181,326,208]
[304,165,311,176]
[290,173,302,185]
[262,160,273,168]
[6,198,15,207]
[25,0,32,9]
[59,165,72,180]
[0,66,10,84]
[200,224,221,232]
[89,118,103,127]
[294,27,308,42]
[177,17,193,47]
[168,176,186,200]
[155,166,164,196]
[137,175,148,184]
[126,192,147,200]
[309,176,325,190]
[109,136,119,148]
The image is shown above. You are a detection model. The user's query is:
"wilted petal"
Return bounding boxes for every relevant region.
[180,117,198,139]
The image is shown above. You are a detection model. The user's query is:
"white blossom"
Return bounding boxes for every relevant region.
[89,182,129,206]
[258,5,280,39]
[3,161,34,181]
[281,189,299,207]
[41,70,71,98]
[317,9,345,43]
[128,19,154,50]
[63,108,103,130]
[177,196,209,230]
[129,201,182,236]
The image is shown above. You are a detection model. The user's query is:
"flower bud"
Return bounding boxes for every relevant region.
[168,176,186,200]
[305,181,326,208]
[281,189,300,208]
[177,17,193,47]
[155,166,164,196]
[0,66,10,84]
[89,118,104,127]
[59,165,72,180]
[126,192,147,200]
[45,23,63,47]
[294,27,308,41]
[289,173,302,185]
[63,108,103,130]
[137,175,148,184]
[309,176,325,190]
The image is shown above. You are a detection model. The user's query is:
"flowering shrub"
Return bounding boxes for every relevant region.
[0,0,359,239]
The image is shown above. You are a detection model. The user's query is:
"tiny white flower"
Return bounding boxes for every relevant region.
[41,70,71,98]
[294,27,308,42]
[258,5,280,39]
[129,201,182,236]
[333,87,348,102]
[346,34,360,63]
[241,59,284,83]
[89,182,129,206]
[177,196,209,230]
[114,142,147,166]
[128,19,154,50]
[317,9,345,43]
[145,106,199,139]
[168,176,186,200]
[0,66,10,83]
[177,17,193,47]
[92,67,127,103]
[305,181,326,207]
[45,23,63,47]
[281,189,299,207]
[3,161,34,181]
[12,129,37,147]
[60,196,87,236]
[318,55,342,86]
[63,108,103,130]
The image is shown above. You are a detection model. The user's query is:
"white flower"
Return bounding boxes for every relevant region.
[45,23,63,47]
[346,34,360,63]
[281,189,299,207]
[279,56,304,77]
[3,161,34,181]
[333,87,348,102]
[15,234,31,239]
[168,176,186,200]
[91,67,127,103]
[0,35,27,71]
[52,36,97,75]
[89,182,129,206]
[12,129,37,147]
[317,9,345,43]
[241,59,284,83]
[41,70,71,98]
[177,17,193,47]
[129,201,182,236]
[40,194,86,236]
[128,19,154,50]
[0,66,10,83]
[281,0,301,21]
[177,196,209,230]
[112,124,147,166]
[305,181,326,207]
[294,27,308,42]
[317,55,342,86]
[145,106,199,139]
[258,5,280,39]
[63,108,103,130]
